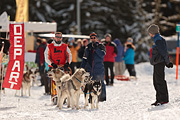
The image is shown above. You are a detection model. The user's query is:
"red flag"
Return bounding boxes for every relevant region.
[3,23,25,90]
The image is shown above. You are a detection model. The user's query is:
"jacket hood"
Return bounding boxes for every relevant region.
[113,38,121,46]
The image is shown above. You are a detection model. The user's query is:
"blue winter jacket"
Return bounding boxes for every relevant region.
[123,48,135,65]
[81,42,106,80]
[150,33,170,65]
[113,39,124,62]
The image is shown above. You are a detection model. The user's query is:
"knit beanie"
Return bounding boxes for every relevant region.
[147,24,159,35]
[127,37,133,43]
[104,33,112,38]
[90,32,97,37]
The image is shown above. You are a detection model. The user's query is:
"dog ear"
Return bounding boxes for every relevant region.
[91,80,95,84]
[35,69,39,73]
[29,69,32,74]
[56,68,60,73]
[52,69,56,73]
[25,64,29,71]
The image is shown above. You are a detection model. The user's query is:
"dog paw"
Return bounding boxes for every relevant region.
[67,105,70,108]
[76,106,81,110]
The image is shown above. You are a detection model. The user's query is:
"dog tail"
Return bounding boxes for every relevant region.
[60,74,71,82]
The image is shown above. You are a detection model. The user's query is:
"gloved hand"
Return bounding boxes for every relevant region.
[166,62,173,68]
[51,63,57,69]
[98,44,105,50]
[93,42,98,48]
[64,62,70,71]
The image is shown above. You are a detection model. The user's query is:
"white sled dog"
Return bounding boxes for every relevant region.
[83,77,102,109]
[30,68,39,87]
[15,65,34,96]
[47,68,66,106]
[59,68,90,110]
[56,74,71,108]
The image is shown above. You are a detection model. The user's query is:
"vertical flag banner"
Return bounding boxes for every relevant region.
[3,24,25,90]
[15,0,29,22]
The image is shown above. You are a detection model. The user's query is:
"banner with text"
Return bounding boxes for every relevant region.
[3,23,25,90]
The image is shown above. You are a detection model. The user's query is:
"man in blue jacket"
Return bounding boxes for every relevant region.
[147,24,173,106]
[81,32,106,102]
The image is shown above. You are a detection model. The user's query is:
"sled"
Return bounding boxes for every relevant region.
[51,79,57,105]
[115,75,130,81]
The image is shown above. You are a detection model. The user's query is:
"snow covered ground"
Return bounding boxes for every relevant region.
[1,62,180,120]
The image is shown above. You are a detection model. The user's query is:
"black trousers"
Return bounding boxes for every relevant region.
[153,62,169,102]
[38,64,45,85]
[44,71,51,94]
[126,64,136,77]
[70,62,77,74]
[104,62,114,84]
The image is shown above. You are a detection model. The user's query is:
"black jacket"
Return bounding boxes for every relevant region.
[150,34,170,65]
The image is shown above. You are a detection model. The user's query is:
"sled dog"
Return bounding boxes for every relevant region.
[15,65,34,96]
[47,68,66,106]
[59,68,89,110]
[30,68,39,86]
[84,77,102,109]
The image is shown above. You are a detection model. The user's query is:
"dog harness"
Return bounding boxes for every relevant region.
[70,79,78,91]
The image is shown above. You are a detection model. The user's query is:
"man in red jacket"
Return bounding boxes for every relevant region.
[102,34,117,86]
[44,32,72,70]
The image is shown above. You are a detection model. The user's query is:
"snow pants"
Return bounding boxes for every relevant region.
[104,62,114,84]
[153,62,169,102]
[125,64,136,77]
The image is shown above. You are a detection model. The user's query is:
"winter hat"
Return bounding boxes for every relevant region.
[83,39,88,42]
[77,39,82,43]
[104,33,112,38]
[147,24,159,35]
[127,37,133,43]
[47,39,53,44]
[68,37,74,42]
[113,38,121,46]
[90,32,97,37]
[36,39,42,44]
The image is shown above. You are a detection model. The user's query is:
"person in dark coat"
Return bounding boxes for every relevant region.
[81,32,106,102]
[147,24,173,106]
[78,39,89,59]
[35,39,46,86]
[102,34,117,86]
[113,38,125,76]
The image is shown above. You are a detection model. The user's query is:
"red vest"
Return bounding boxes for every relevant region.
[48,43,68,66]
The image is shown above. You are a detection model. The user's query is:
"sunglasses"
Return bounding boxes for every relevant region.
[55,36,62,38]
[90,37,96,39]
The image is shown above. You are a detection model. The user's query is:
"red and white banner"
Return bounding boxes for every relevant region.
[3,23,25,90]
